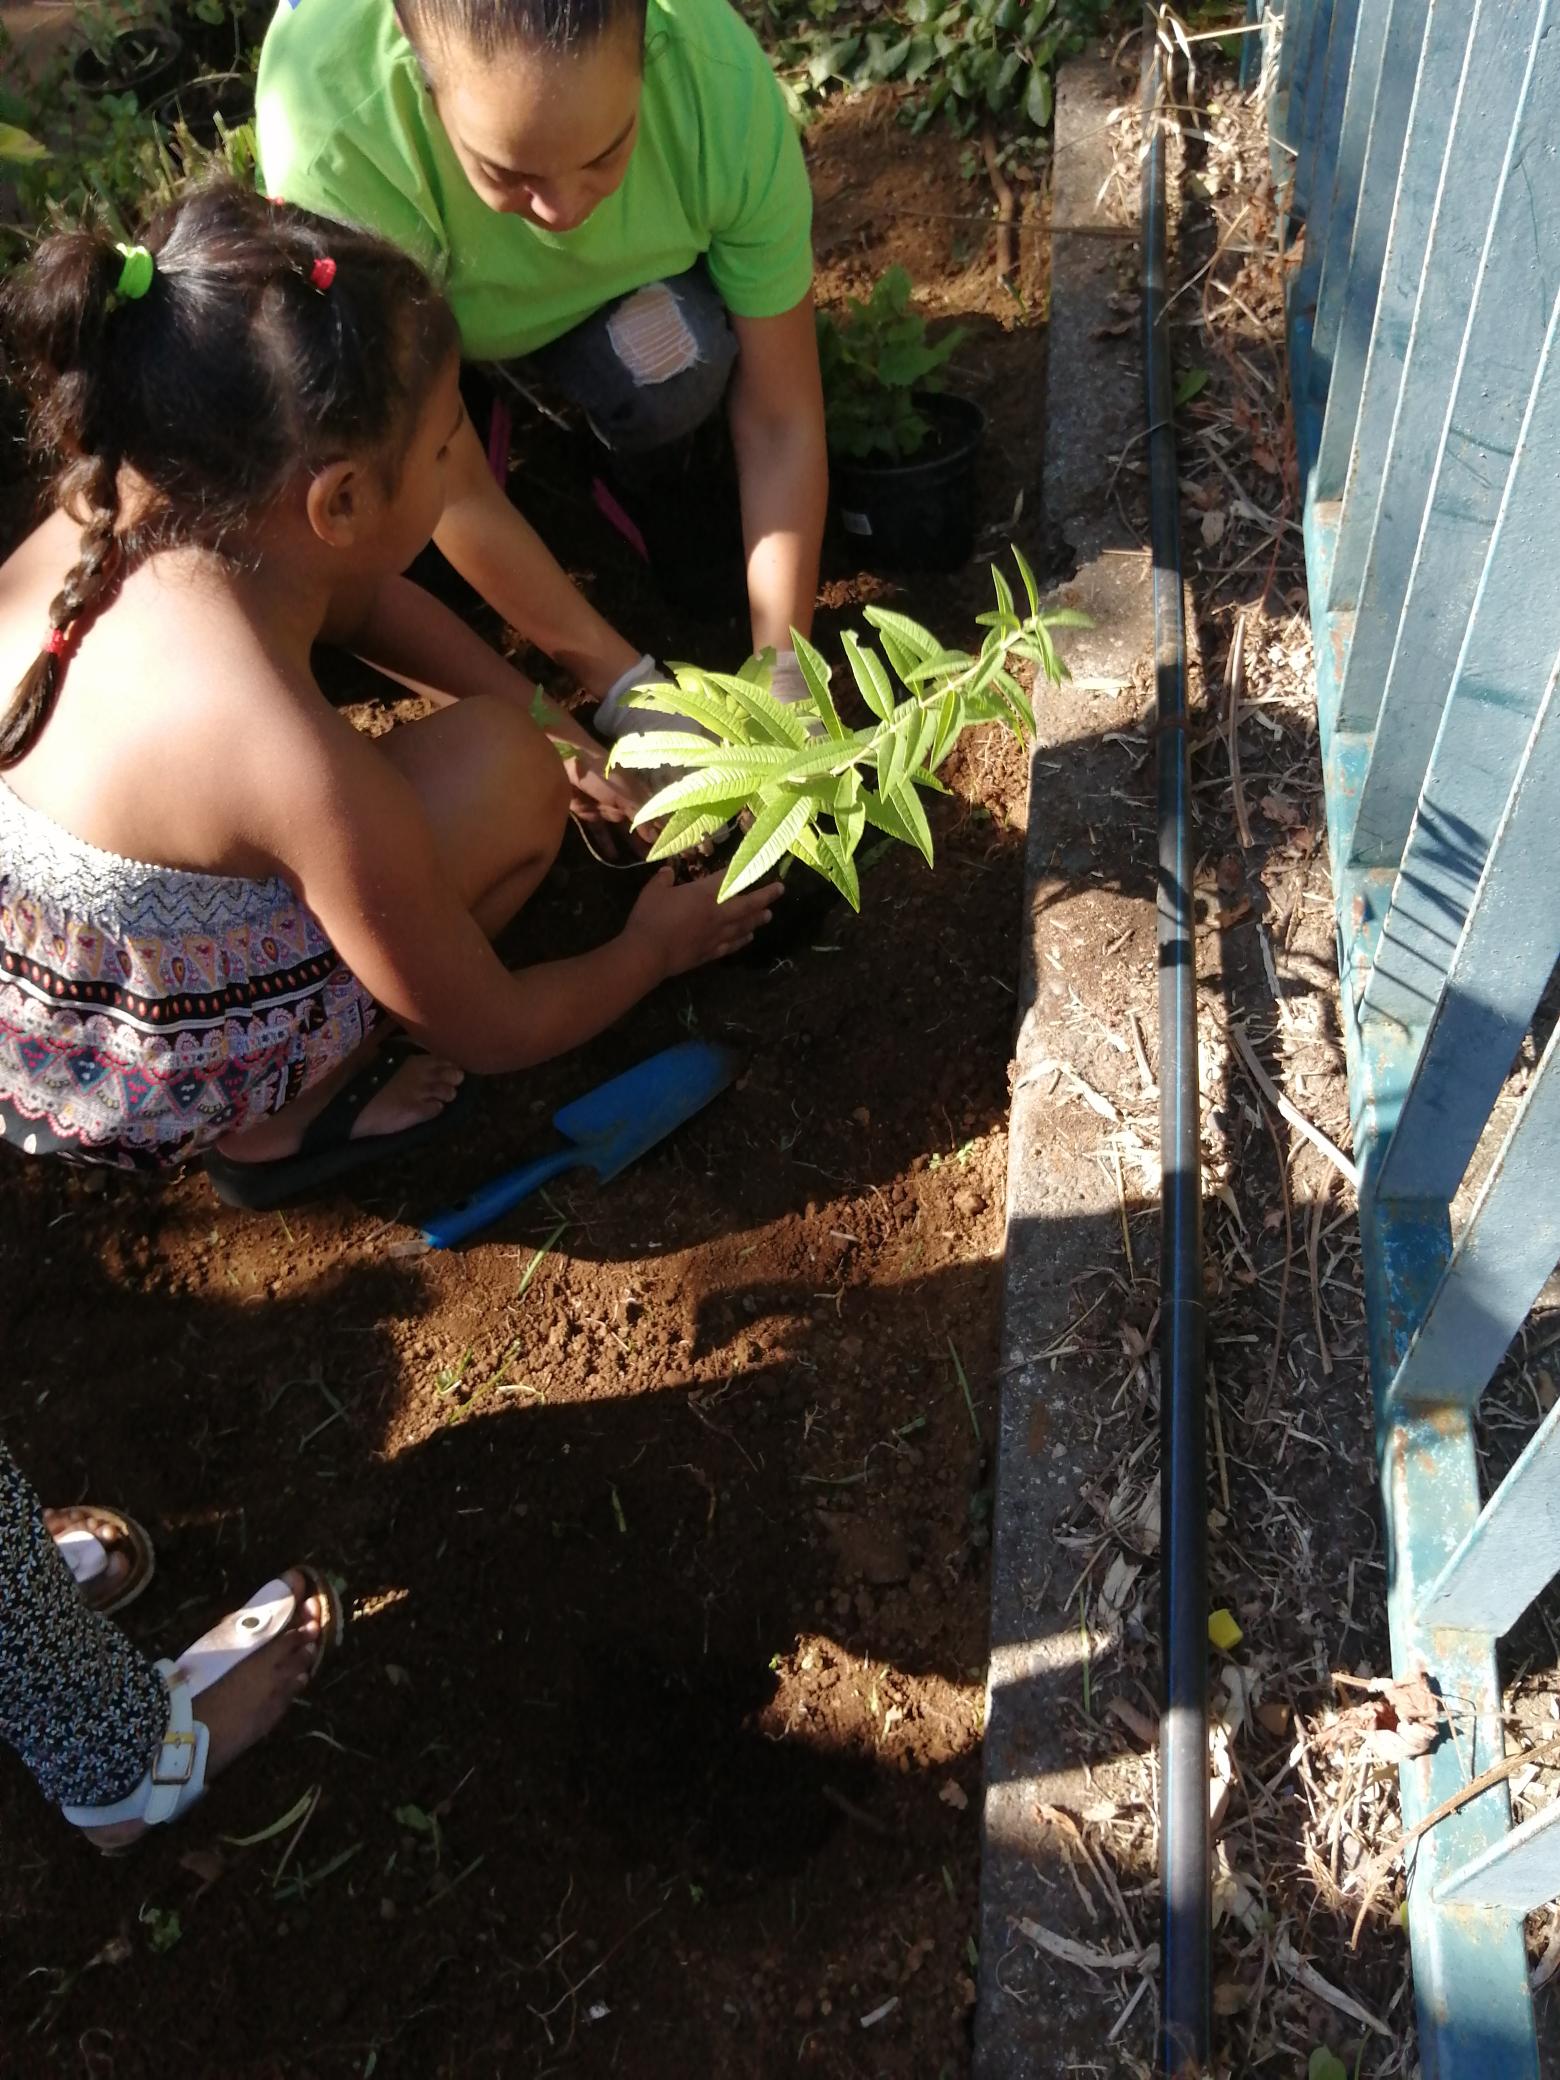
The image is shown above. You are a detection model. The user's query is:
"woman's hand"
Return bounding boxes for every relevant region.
[623,867,781,975]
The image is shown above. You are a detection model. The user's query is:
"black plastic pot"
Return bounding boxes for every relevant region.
[154,71,254,154]
[829,391,986,573]
[72,23,185,99]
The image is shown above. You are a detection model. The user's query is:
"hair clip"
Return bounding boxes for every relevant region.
[112,243,155,303]
[309,256,338,292]
[44,627,69,657]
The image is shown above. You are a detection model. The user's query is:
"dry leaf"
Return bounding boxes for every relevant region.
[1261,792,1304,828]
[1201,508,1227,547]
[1100,1552,1141,1614]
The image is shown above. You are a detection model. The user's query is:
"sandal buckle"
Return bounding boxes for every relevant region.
[151,1730,198,1786]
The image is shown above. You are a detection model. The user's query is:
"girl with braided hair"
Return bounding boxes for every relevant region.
[0,179,778,1852]
[0,179,777,1203]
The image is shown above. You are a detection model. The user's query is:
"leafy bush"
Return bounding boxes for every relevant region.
[0,6,261,274]
[750,0,1120,143]
[606,551,1085,906]
[815,265,966,461]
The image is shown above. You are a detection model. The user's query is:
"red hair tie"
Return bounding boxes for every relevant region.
[43,627,68,657]
[309,256,337,292]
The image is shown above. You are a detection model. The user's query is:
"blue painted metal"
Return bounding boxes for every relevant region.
[1312,0,1427,503]
[1352,29,1560,884]
[1426,1386,1560,1637]
[1324,0,1479,608]
[1331,2,1546,719]
[1272,0,1324,159]
[1391,997,1560,1417]
[1374,643,1560,1207]
[1303,0,1388,391]
[1290,0,1339,223]
[1268,0,1560,2065]
[1439,1797,1560,1915]
[1290,0,1361,397]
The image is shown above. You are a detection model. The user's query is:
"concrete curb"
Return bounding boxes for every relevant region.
[975,54,1161,2077]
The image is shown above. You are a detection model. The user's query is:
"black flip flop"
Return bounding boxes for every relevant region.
[204,1040,471,1212]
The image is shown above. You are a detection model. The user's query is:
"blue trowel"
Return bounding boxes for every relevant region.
[404,1040,741,1251]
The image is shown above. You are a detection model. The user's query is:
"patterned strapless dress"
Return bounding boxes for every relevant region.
[0,779,378,1171]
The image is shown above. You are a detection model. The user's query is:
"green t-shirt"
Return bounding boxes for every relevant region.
[255,0,814,361]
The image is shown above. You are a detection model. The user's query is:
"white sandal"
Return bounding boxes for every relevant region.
[61,1567,342,1843]
[49,1505,156,1617]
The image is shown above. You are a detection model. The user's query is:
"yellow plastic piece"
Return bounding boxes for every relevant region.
[1208,1608,1243,1652]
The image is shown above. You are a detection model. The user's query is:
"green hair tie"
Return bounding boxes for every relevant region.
[112,243,155,302]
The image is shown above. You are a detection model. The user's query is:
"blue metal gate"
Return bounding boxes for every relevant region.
[1265,0,1560,2069]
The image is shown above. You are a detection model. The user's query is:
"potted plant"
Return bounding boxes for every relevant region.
[605,551,1083,908]
[816,266,985,572]
[71,5,185,100]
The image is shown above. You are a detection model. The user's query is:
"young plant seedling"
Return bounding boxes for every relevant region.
[606,548,1085,907]
[815,264,966,461]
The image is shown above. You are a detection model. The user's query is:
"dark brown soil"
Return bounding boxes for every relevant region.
[0,89,1050,2080]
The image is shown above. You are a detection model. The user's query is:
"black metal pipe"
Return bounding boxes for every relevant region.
[1141,15,1211,2075]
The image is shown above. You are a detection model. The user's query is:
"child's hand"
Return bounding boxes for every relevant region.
[624,868,781,975]
[563,747,647,827]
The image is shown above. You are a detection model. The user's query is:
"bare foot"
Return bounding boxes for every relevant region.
[77,1569,328,1850]
[214,1048,464,1167]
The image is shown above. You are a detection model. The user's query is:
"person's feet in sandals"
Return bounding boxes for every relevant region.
[65,1568,340,1851]
[46,1505,155,1616]
[206,1038,467,1211]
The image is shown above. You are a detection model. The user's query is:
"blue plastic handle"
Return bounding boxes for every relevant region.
[418,1146,584,1251]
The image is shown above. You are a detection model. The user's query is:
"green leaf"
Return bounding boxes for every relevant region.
[888,776,936,865]
[990,564,1016,623]
[1307,2054,1348,2080]
[842,630,896,721]
[930,686,963,770]
[1023,63,1053,131]
[862,603,943,663]
[834,766,867,859]
[792,822,861,911]
[645,806,737,861]
[860,782,922,855]
[737,646,775,687]
[992,665,1036,736]
[718,674,813,748]
[719,791,816,899]
[1174,366,1210,407]
[911,701,943,777]
[1040,607,1095,629]
[634,762,793,826]
[791,627,845,739]
[1012,544,1041,616]
[0,123,48,164]
[605,731,737,771]
[877,703,920,798]
[622,683,752,743]
[772,726,878,782]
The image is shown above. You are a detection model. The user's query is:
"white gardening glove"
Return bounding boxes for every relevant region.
[594,654,723,838]
[595,654,710,745]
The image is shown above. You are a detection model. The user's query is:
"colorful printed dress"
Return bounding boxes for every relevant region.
[0,779,377,1171]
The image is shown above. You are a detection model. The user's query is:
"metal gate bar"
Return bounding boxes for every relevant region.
[1264,2,1560,2068]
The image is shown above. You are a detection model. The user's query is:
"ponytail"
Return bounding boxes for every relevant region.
[0,181,457,769]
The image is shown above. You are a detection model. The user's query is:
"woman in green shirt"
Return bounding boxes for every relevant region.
[257,0,828,741]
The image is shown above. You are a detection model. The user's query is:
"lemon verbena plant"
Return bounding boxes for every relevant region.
[605,550,1083,907]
